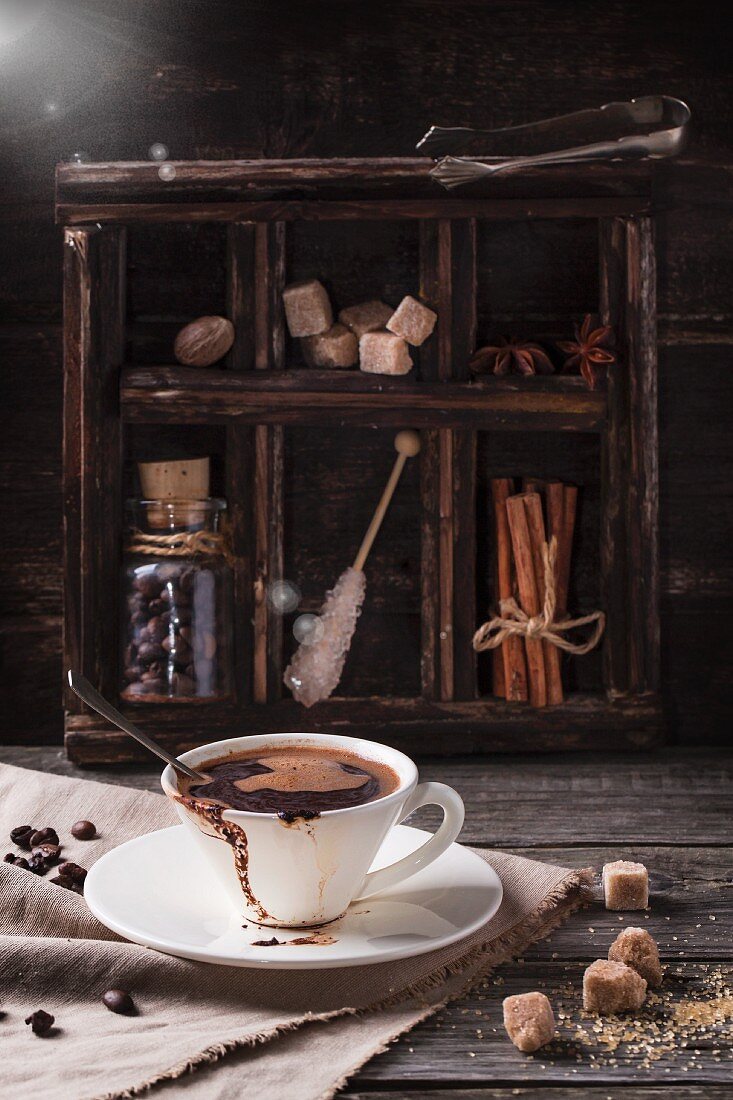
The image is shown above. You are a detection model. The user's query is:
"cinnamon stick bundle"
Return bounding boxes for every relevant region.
[490,479,528,702]
[481,478,579,708]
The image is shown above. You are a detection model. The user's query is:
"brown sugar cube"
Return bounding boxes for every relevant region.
[386,295,437,346]
[338,300,394,339]
[359,331,413,375]
[583,959,647,1014]
[602,860,649,910]
[282,280,332,337]
[301,323,358,369]
[502,992,555,1052]
[608,926,663,987]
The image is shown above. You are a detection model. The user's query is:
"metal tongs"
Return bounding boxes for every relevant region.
[418,96,690,189]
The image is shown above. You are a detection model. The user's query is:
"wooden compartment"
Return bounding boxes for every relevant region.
[285,220,419,372]
[475,432,603,699]
[283,426,422,698]
[59,158,662,762]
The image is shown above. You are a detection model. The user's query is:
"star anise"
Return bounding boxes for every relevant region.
[469,336,554,377]
[558,314,616,390]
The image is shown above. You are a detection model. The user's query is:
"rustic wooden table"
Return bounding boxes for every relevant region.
[3,746,731,1097]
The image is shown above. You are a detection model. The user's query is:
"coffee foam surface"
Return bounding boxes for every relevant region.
[233,753,369,794]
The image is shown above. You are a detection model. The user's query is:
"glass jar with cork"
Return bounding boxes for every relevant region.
[121,458,234,703]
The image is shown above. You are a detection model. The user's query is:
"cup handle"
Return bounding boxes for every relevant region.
[355,781,465,900]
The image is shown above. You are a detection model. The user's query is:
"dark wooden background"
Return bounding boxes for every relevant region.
[0,0,730,745]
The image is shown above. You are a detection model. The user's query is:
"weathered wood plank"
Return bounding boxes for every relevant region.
[345,1089,733,1098]
[504,846,733,961]
[452,430,477,700]
[10,748,729,848]
[625,216,660,695]
[439,429,456,699]
[356,961,733,1085]
[57,197,652,226]
[419,429,441,700]
[252,222,286,703]
[120,367,607,430]
[418,219,452,382]
[225,221,256,704]
[63,693,663,762]
[599,216,630,695]
[62,226,126,711]
[55,158,653,207]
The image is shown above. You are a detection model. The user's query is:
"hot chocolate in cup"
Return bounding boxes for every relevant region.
[161,732,464,928]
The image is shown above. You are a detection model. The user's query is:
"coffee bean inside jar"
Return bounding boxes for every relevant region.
[121,497,233,702]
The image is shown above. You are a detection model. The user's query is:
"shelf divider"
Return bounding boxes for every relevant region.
[252,222,286,703]
[226,220,257,705]
[63,226,126,713]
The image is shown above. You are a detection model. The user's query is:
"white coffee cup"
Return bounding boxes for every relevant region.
[161,732,464,928]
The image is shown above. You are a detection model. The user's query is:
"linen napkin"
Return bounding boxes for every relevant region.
[0,763,590,1100]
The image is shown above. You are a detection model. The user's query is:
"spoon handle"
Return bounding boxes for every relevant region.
[67,671,204,782]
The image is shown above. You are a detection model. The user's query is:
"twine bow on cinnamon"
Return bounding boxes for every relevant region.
[473,537,605,657]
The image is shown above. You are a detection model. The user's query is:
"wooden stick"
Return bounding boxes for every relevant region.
[506,494,546,707]
[491,479,528,701]
[352,430,421,572]
[522,476,546,495]
[522,492,564,706]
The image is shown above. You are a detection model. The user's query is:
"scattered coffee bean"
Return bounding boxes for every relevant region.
[5,854,30,869]
[50,873,78,892]
[71,820,97,841]
[32,843,61,865]
[29,828,59,848]
[10,825,35,850]
[102,989,136,1015]
[25,1009,55,1036]
[57,861,87,885]
[27,853,50,876]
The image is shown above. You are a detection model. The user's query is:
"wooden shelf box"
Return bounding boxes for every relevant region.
[58,158,661,763]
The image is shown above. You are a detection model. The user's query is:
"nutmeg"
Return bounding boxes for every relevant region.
[173,316,235,367]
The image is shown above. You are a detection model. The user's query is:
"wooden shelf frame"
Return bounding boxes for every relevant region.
[59,159,661,762]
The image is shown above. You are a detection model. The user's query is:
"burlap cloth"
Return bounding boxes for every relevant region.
[0,763,591,1100]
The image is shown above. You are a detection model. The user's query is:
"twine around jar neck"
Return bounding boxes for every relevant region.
[126,528,234,563]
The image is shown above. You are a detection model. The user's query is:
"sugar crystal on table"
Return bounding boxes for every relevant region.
[301,323,358,368]
[603,859,649,910]
[359,331,412,375]
[608,926,663,986]
[502,992,555,1052]
[582,958,647,1014]
[338,300,393,338]
[386,295,437,346]
[282,279,332,337]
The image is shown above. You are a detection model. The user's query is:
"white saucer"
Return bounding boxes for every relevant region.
[85,824,503,968]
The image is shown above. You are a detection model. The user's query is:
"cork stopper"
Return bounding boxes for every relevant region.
[138,458,211,528]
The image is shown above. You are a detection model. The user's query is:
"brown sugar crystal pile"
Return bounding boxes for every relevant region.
[541,962,733,1074]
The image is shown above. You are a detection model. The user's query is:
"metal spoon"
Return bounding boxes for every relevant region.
[67,670,207,783]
